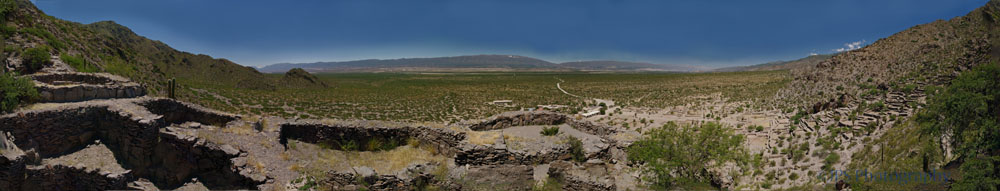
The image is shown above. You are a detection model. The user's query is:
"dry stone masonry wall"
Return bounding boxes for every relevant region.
[0,97,267,190]
[30,72,146,103]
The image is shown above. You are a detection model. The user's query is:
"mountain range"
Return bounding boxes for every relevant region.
[712,54,836,72]
[258,55,703,73]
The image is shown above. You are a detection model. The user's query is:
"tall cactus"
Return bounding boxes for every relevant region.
[168,78,176,99]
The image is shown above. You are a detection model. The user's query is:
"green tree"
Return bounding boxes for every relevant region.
[627,122,754,189]
[917,63,1000,189]
[567,136,585,163]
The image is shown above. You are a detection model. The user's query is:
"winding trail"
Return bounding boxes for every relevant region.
[554,77,583,98]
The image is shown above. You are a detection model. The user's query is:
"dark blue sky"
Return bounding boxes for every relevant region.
[34,0,986,68]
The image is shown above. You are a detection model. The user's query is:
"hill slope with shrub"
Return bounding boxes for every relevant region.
[1,0,276,102]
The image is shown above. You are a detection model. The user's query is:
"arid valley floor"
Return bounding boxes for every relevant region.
[3,0,1000,190]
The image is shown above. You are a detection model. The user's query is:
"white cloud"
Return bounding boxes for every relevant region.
[834,40,867,52]
[809,52,818,56]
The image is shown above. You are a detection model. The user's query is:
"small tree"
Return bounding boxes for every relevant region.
[627,122,754,188]
[567,136,585,163]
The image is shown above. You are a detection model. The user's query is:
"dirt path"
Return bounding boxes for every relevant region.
[554,77,583,98]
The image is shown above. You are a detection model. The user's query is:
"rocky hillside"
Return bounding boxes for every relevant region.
[281,68,327,88]
[756,1,1000,189]
[714,54,835,72]
[1,0,276,96]
[773,1,997,110]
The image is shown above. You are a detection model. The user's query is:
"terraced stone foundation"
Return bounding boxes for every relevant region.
[468,111,568,131]
[280,121,465,154]
[0,98,267,190]
[30,72,146,102]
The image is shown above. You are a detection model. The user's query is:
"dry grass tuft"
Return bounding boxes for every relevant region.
[466,131,501,145]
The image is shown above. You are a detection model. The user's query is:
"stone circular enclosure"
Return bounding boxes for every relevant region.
[30,72,146,102]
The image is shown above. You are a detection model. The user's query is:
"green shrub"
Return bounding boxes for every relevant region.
[0,24,15,36]
[22,46,50,73]
[540,126,559,136]
[870,101,885,111]
[822,152,840,171]
[790,110,807,124]
[953,157,1000,190]
[60,54,98,72]
[901,84,917,93]
[19,27,66,50]
[1,72,40,113]
[567,136,585,163]
[102,55,137,77]
[627,122,753,189]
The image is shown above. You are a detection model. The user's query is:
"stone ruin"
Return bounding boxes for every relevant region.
[30,72,146,102]
[276,111,627,190]
[0,97,267,190]
[2,70,631,190]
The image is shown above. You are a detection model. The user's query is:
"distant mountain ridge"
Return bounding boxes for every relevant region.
[713,54,836,72]
[558,60,694,71]
[259,55,700,73]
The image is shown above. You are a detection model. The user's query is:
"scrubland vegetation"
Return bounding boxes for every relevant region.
[848,63,1000,190]
[182,71,788,122]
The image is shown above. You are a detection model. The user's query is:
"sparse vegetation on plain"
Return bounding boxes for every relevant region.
[180,71,788,122]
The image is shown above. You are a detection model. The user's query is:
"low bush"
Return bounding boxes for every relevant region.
[22,46,50,73]
[60,54,98,72]
[0,72,39,113]
[540,126,559,136]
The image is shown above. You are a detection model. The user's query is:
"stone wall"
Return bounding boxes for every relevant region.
[0,106,104,157]
[30,72,146,103]
[468,111,568,131]
[566,119,618,140]
[320,171,432,191]
[151,128,265,189]
[22,165,133,190]
[279,123,411,151]
[403,126,466,155]
[279,121,466,155]
[0,98,266,190]
[455,144,570,166]
[139,98,238,126]
[468,111,618,139]
[548,160,616,191]
[0,153,27,190]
